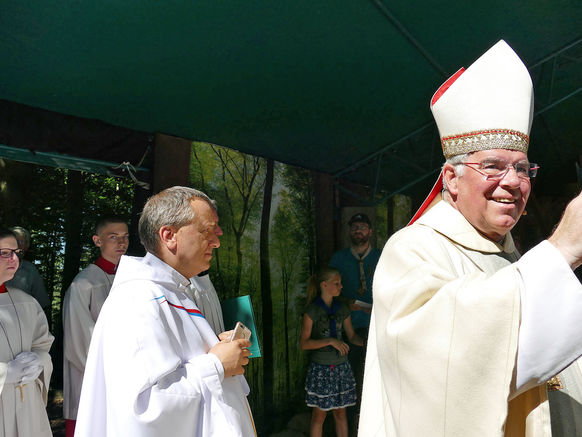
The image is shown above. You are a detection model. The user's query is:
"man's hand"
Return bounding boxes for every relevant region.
[218,330,234,342]
[548,191,582,270]
[209,339,251,378]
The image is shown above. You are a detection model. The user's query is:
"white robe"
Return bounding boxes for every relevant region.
[75,253,256,437]
[0,287,54,437]
[62,263,114,420]
[189,274,225,336]
[360,200,582,437]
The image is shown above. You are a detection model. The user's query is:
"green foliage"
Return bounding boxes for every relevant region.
[191,142,265,296]
[0,160,135,330]
[393,194,412,231]
[81,172,134,261]
[189,144,317,430]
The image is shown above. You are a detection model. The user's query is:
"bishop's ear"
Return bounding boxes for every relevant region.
[442,163,459,197]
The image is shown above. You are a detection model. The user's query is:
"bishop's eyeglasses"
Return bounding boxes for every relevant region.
[461,160,539,181]
[0,248,24,258]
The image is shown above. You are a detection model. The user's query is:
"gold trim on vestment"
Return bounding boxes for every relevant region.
[546,375,564,391]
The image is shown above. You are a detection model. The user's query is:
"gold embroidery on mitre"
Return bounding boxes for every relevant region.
[441,129,529,159]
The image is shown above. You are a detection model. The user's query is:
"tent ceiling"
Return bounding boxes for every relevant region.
[1,1,581,199]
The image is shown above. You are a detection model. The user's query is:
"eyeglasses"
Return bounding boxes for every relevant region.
[350,224,370,232]
[461,161,539,181]
[0,248,24,258]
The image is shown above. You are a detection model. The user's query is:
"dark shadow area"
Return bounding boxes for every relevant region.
[548,389,582,436]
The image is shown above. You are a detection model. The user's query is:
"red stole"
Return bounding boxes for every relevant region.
[94,256,117,274]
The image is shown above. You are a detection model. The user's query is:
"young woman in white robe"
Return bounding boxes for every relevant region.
[0,229,54,437]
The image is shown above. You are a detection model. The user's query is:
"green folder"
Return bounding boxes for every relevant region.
[221,295,261,358]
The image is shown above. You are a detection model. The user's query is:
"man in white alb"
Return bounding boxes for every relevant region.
[75,186,256,437]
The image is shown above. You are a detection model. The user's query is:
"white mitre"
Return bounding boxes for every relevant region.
[431,40,534,159]
[408,40,534,225]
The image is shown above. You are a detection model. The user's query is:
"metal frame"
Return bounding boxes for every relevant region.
[0,144,151,188]
[334,35,582,206]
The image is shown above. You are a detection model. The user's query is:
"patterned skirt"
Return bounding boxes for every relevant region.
[305,361,357,411]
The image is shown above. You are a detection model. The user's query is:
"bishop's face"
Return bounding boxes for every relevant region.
[0,236,20,284]
[446,149,531,241]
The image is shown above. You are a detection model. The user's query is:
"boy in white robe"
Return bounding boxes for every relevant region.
[1,228,54,437]
[62,216,129,436]
[75,186,256,437]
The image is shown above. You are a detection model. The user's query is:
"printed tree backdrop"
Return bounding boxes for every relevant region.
[0,143,409,434]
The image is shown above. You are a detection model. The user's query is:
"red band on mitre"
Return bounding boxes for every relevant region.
[410,68,466,226]
[430,68,465,106]
[407,171,444,226]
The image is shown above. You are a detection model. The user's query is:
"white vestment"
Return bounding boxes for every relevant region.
[62,263,114,420]
[75,253,256,437]
[0,287,54,437]
[189,274,225,336]
[360,200,582,437]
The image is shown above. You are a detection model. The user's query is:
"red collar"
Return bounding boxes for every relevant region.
[0,283,6,293]
[94,256,118,275]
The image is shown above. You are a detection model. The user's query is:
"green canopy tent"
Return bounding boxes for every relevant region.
[2,4,582,434]
[1,0,582,201]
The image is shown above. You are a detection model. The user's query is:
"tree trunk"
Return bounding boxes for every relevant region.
[235,233,243,295]
[61,170,84,292]
[283,280,290,400]
[127,185,150,256]
[260,159,274,433]
[53,169,84,389]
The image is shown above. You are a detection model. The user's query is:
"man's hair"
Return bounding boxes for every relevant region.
[0,227,17,241]
[95,215,128,236]
[9,226,30,246]
[138,186,216,255]
[442,153,468,193]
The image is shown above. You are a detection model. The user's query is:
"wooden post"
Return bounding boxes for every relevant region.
[153,133,192,193]
[313,171,335,266]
